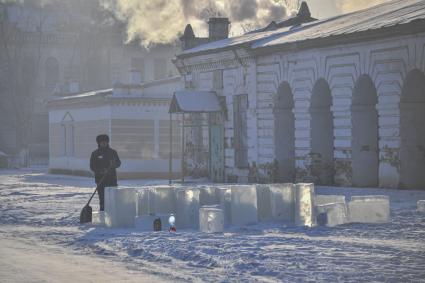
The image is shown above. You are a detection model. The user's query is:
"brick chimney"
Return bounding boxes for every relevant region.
[208,18,230,41]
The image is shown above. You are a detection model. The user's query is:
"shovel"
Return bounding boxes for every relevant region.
[80,166,112,224]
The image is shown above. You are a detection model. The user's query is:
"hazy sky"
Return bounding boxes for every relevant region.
[305,0,390,19]
[101,0,391,46]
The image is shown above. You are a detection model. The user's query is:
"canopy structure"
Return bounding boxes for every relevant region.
[168,90,223,184]
[169,91,222,114]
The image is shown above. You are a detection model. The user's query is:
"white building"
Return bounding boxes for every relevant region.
[173,0,425,189]
[47,77,183,178]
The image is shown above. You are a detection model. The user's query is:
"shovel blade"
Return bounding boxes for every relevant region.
[80,205,93,224]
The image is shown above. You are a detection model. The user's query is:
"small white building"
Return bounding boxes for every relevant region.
[174,0,425,189]
[47,76,183,178]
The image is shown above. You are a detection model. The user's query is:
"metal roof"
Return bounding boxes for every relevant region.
[169,91,222,113]
[178,0,425,57]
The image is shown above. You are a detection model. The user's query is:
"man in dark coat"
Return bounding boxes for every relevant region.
[90,134,121,211]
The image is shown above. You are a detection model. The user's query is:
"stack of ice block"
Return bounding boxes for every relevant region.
[105,187,137,228]
[256,185,272,222]
[175,187,200,229]
[316,203,348,227]
[348,195,390,223]
[295,183,316,227]
[269,184,296,222]
[92,211,105,226]
[231,185,258,226]
[417,200,425,212]
[199,205,224,233]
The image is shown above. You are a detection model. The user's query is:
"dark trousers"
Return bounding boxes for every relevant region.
[97,186,105,211]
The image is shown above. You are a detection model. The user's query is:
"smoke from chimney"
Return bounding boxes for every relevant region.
[100,0,298,47]
[335,0,388,13]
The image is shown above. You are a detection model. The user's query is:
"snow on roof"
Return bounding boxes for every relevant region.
[179,0,425,56]
[49,89,112,102]
[254,0,425,49]
[169,91,222,113]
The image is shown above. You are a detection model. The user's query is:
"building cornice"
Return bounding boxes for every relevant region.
[47,94,171,110]
[173,21,425,73]
[174,48,256,74]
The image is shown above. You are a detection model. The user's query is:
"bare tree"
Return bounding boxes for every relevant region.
[0,2,47,166]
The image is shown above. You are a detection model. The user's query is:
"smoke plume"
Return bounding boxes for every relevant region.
[335,0,390,13]
[101,0,295,47]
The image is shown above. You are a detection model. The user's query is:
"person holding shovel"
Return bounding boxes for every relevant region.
[90,134,121,211]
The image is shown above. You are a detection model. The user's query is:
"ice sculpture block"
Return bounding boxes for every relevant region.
[136,187,155,216]
[175,187,200,229]
[199,206,224,233]
[105,187,138,228]
[315,195,346,206]
[151,186,176,214]
[269,183,295,222]
[348,195,390,223]
[316,202,348,227]
[199,186,219,206]
[134,214,172,231]
[295,183,316,227]
[217,187,232,226]
[231,185,258,226]
[256,185,272,222]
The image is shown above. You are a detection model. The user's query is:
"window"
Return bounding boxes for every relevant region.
[233,94,248,168]
[61,112,74,157]
[131,57,145,82]
[154,58,167,80]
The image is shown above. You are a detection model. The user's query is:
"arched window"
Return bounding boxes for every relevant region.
[61,112,74,157]
[351,75,378,187]
[399,69,425,189]
[273,82,295,182]
[310,79,334,185]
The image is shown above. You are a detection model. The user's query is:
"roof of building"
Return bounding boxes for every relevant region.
[169,91,222,113]
[49,89,112,102]
[47,76,182,107]
[178,0,425,57]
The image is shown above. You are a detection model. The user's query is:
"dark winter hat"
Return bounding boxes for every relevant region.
[96,134,109,144]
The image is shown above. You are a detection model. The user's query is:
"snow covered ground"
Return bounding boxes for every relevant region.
[1,168,425,282]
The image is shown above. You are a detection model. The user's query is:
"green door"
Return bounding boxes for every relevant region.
[209,124,224,183]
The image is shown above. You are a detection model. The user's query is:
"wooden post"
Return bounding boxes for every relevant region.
[169,112,172,185]
[181,113,185,183]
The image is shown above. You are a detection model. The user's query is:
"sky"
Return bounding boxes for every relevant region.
[2,0,392,46]
[305,0,390,19]
[100,0,391,47]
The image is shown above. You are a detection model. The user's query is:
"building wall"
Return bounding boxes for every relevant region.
[49,106,111,173]
[110,100,181,178]
[255,32,425,188]
[179,32,425,189]
[48,101,181,178]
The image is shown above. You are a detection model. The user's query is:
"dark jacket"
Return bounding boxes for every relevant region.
[90,146,121,186]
